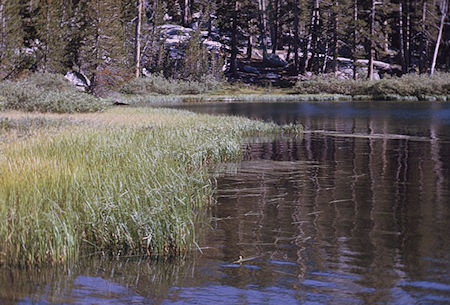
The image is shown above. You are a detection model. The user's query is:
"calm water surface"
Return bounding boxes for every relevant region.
[1,101,449,305]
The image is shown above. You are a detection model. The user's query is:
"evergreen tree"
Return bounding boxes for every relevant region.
[80,0,128,95]
[1,0,449,83]
[119,0,139,73]
[142,0,167,74]
[0,0,25,78]
[216,0,239,77]
[35,0,70,73]
[182,29,207,79]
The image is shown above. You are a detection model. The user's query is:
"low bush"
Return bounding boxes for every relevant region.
[22,72,75,91]
[293,75,366,95]
[38,91,106,113]
[120,74,222,95]
[293,73,450,97]
[0,81,39,110]
[366,73,450,97]
[0,73,107,113]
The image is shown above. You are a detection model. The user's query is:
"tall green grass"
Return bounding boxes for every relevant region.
[0,107,300,266]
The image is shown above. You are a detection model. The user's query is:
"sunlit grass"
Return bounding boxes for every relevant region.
[0,107,301,266]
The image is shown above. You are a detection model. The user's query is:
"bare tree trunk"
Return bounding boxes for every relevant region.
[286,30,292,61]
[258,0,268,60]
[293,1,299,73]
[43,1,50,72]
[230,0,239,77]
[353,0,358,80]
[247,35,253,60]
[383,19,389,53]
[0,0,5,60]
[182,0,191,27]
[399,1,406,74]
[430,0,448,75]
[271,0,279,53]
[331,0,339,73]
[322,39,329,73]
[419,0,427,73]
[277,1,283,51]
[308,0,320,72]
[405,0,411,71]
[368,0,376,80]
[135,0,143,78]
[304,0,319,73]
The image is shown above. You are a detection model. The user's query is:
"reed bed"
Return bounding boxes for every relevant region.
[0,107,300,266]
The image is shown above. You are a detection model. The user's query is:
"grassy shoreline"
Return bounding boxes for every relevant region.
[120,93,450,107]
[0,107,301,266]
[1,73,449,114]
[118,72,450,105]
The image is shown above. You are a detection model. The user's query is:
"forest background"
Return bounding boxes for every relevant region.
[0,0,448,96]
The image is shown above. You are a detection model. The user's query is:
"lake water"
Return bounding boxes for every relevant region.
[1,101,449,305]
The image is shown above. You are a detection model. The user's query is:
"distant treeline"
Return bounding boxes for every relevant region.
[0,0,448,93]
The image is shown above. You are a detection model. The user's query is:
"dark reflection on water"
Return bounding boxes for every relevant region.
[1,101,450,304]
[204,135,450,304]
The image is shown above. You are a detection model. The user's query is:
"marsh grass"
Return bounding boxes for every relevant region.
[0,113,91,144]
[118,93,352,108]
[0,107,299,266]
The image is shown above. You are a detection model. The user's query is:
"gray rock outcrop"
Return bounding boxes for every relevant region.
[64,71,90,91]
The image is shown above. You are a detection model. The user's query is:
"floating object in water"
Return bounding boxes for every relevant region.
[232,255,261,264]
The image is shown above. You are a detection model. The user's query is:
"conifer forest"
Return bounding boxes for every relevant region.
[0,0,449,94]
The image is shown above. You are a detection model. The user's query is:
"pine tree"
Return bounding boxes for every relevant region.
[182,29,207,79]
[35,0,70,73]
[118,0,139,73]
[142,0,167,74]
[216,0,239,77]
[0,0,25,78]
[329,0,353,73]
[80,0,128,95]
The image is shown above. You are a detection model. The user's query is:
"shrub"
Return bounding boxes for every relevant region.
[0,81,43,110]
[0,73,107,113]
[293,75,366,95]
[21,72,74,91]
[38,91,107,113]
[366,73,450,97]
[120,74,222,95]
[293,73,450,97]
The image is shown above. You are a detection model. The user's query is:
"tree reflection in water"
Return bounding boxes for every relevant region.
[1,101,449,304]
